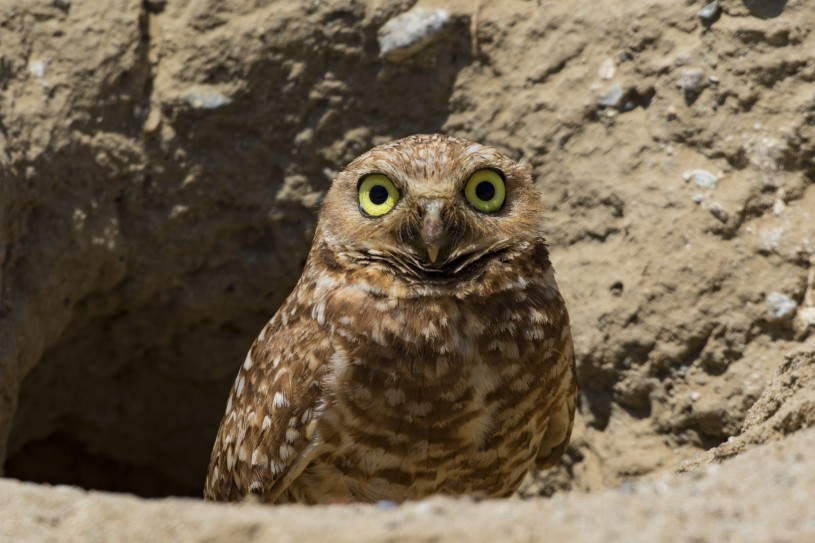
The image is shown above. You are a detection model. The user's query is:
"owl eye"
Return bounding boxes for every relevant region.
[358,174,400,216]
[464,169,506,212]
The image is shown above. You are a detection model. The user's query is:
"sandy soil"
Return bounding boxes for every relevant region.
[2,426,814,542]
[0,0,813,539]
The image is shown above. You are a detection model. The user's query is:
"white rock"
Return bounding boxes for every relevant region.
[598,83,624,108]
[797,307,815,328]
[598,58,616,80]
[680,69,707,94]
[766,292,797,321]
[378,8,451,62]
[698,1,719,22]
[28,59,45,78]
[759,227,784,252]
[184,86,233,110]
[683,169,718,189]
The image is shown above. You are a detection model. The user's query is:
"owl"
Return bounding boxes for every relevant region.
[204,134,576,504]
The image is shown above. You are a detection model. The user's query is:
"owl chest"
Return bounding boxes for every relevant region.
[310,297,551,501]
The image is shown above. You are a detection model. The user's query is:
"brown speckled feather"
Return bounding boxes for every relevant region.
[205,134,576,504]
[203,284,331,502]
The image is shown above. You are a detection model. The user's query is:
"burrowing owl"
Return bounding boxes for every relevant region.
[204,134,576,504]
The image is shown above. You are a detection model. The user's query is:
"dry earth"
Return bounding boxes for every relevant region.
[0,0,813,539]
[2,425,815,543]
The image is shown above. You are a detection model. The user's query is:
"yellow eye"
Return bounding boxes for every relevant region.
[464,169,505,212]
[359,174,399,217]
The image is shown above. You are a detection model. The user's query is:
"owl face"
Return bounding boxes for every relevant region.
[317,134,546,284]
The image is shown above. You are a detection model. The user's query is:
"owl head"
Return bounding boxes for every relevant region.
[315,134,547,287]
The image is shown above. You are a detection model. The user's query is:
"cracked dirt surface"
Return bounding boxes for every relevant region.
[0,0,814,539]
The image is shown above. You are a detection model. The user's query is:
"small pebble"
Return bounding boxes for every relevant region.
[692,193,705,203]
[797,307,815,328]
[680,69,707,95]
[709,75,720,84]
[766,292,797,321]
[598,58,616,80]
[184,86,233,110]
[708,202,728,223]
[169,205,189,219]
[28,59,45,78]
[621,101,636,112]
[698,1,719,22]
[598,83,624,108]
[378,7,451,62]
[683,169,718,189]
[673,53,690,67]
[759,226,784,252]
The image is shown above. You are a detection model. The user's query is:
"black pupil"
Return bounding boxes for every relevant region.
[475,180,495,201]
[369,184,389,205]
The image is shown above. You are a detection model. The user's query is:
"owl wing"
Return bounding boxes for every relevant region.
[204,294,333,503]
[535,322,577,469]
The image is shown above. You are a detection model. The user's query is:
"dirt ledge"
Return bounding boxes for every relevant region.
[2,426,814,543]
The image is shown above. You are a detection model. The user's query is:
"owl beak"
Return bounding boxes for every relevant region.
[420,200,446,264]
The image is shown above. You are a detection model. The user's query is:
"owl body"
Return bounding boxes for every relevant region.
[205,135,575,504]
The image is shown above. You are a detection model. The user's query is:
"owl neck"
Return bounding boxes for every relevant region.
[294,238,567,370]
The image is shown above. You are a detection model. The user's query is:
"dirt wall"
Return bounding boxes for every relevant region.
[0,0,813,534]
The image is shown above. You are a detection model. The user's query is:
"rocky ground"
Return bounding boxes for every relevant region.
[0,0,813,540]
